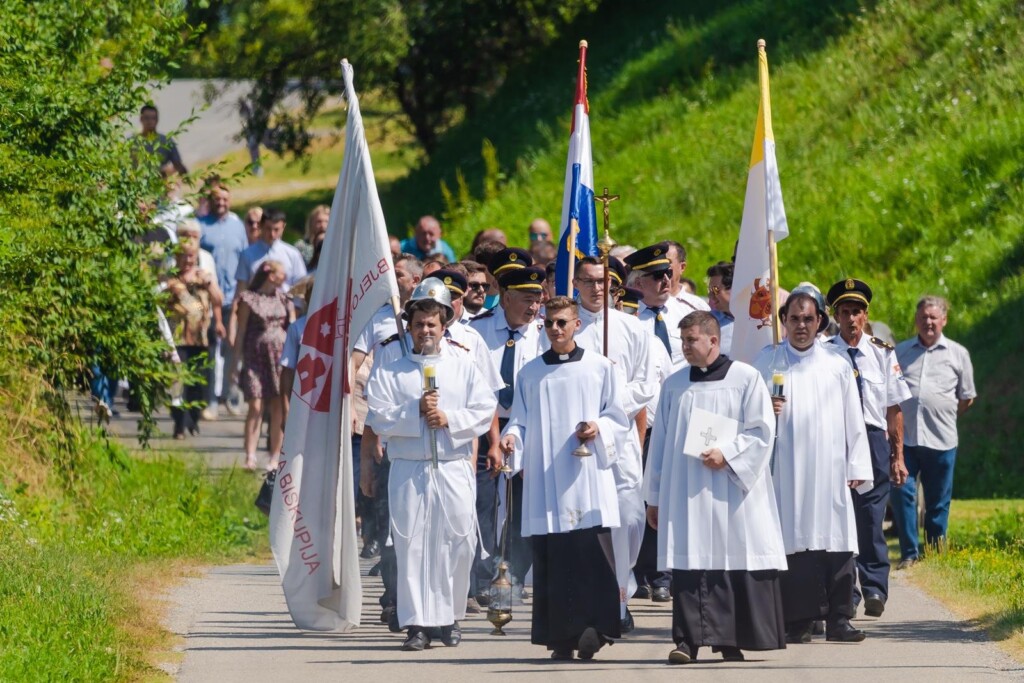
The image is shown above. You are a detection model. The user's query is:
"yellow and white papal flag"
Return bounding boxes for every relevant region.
[730,40,789,363]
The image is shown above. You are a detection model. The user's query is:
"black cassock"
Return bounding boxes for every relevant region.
[531,526,621,650]
[672,569,786,652]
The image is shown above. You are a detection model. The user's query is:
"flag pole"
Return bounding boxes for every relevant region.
[758,39,782,346]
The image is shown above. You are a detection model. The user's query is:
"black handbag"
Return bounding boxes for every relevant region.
[255,468,277,515]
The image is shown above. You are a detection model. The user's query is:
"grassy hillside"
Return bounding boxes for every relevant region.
[373,0,1023,496]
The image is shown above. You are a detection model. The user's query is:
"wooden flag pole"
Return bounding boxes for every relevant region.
[758,39,782,346]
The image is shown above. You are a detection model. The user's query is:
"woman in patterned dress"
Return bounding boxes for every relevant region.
[232,260,294,470]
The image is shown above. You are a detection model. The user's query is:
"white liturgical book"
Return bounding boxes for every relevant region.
[683,407,739,458]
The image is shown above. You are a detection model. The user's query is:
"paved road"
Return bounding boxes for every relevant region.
[148,80,252,166]
[100,397,1023,682]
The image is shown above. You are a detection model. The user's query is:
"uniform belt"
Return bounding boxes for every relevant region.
[865,424,885,433]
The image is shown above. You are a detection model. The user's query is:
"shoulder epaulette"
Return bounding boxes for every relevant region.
[470,308,496,321]
[381,333,401,346]
[446,338,471,353]
[870,336,894,350]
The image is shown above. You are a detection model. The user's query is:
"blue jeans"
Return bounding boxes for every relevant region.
[890,445,957,560]
[89,364,116,405]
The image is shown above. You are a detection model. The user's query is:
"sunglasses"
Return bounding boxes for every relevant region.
[466,282,488,291]
[709,285,730,295]
[645,270,672,280]
[543,318,576,329]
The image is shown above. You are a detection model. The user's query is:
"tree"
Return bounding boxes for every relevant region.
[183,0,597,156]
[0,0,191,438]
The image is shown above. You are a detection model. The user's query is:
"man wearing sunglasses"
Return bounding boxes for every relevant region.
[562,256,656,633]
[460,261,490,319]
[624,243,692,602]
[501,296,629,660]
[468,254,545,603]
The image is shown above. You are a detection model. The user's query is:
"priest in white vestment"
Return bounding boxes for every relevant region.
[366,295,496,651]
[646,311,787,665]
[753,286,873,645]
[558,257,655,632]
[501,296,630,660]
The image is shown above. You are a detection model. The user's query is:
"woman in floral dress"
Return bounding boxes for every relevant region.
[232,260,293,470]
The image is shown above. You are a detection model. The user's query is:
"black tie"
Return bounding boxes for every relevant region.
[650,306,671,355]
[498,328,517,409]
[847,347,865,406]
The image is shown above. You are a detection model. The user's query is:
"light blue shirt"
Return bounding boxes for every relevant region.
[235,239,308,288]
[711,309,735,356]
[399,236,456,263]
[199,212,247,305]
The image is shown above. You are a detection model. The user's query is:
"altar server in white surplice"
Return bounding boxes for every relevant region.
[501,296,630,661]
[553,256,655,633]
[753,285,873,646]
[645,311,787,665]
[366,292,496,652]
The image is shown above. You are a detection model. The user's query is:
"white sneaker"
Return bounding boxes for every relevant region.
[201,405,219,421]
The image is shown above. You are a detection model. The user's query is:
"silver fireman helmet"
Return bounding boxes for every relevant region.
[404,277,455,324]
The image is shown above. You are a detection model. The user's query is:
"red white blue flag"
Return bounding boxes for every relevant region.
[555,40,598,296]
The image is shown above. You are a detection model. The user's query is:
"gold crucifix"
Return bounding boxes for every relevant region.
[594,187,619,256]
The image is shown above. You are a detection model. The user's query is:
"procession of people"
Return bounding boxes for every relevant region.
[129,50,977,668]
[338,225,975,663]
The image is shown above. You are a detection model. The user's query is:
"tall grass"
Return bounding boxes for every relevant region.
[909,501,1024,659]
[0,378,267,680]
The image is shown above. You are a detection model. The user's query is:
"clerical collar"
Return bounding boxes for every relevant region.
[689,354,731,382]
[542,345,584,365]
[787,341,816,358]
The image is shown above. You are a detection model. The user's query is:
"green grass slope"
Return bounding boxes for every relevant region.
[378,0,1023,496]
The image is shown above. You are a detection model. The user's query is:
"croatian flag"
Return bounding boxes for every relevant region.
[555,39,598,296]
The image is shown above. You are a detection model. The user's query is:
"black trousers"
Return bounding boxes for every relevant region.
[635,428,671,589]
[852,426,892,602]
[171,345,208,436]
[780,550,855,626]
[471,464,499,596]
[375,455,397,609]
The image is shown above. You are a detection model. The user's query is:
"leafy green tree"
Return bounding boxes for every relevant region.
[0,0,191,439]
[183,0,596,156]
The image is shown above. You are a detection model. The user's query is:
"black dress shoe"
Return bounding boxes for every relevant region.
[379,605,394,624]
[633,584,652,600]
[402,628,430,651]
[651,586,672,602]
[368,561,381,577]
[361,539,381,559]
[440,621,462,647]
[576,627,608,660]
[786,621,813,644]
[620,608,635,634]
[551,648,574,660]
[719,646,745,662]
[863,592,886,617]
[826,619,866,643]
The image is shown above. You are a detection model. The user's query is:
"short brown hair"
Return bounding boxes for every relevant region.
[461,260,488,275]
[544,296,577,316]
[679,310,720,337]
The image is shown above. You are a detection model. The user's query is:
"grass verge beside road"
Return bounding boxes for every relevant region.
[900,500,1024,662]
[0,426,267,681]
